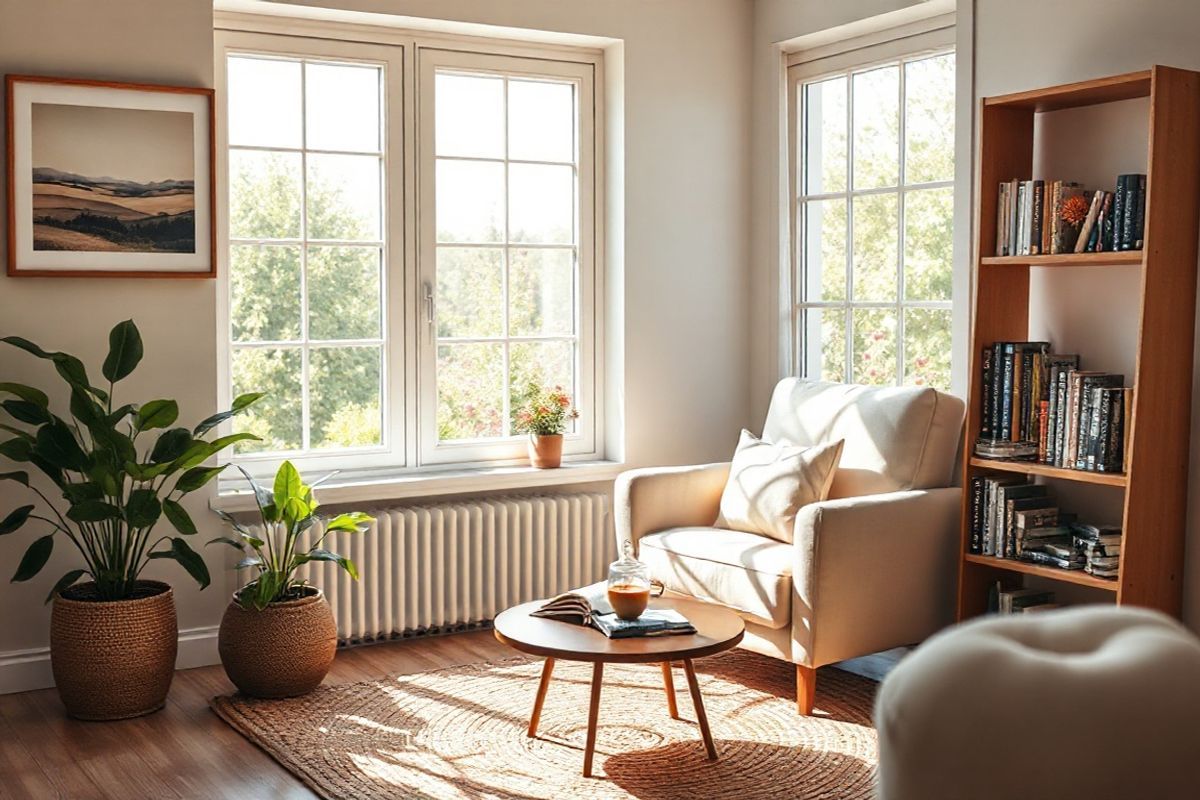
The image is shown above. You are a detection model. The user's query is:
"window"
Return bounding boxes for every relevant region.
[216,27,600,477]
[791,47,955,390]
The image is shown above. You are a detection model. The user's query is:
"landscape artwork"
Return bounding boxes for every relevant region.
[30,103,196,254]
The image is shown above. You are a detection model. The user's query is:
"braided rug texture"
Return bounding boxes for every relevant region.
[211,648,878,800]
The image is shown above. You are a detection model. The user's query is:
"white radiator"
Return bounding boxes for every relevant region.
[286,492,614,644]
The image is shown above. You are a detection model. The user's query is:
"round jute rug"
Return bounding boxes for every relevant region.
[212,648,878,800]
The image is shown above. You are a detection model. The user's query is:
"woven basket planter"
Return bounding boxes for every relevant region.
[50,580,177,721]
[218,587,338,699]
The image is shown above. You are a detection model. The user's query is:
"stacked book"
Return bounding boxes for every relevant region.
[968,474,1076,559]
[976,340,1130,474]
[1073,523,1122,580]
[994,174,1146,256]
[991,585,1058,614]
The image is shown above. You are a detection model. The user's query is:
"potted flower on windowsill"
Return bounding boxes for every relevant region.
[210,461,372,699]
[0,320,263,720]
[513,383,579,469]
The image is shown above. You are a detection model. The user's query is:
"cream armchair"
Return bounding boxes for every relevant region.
[615,379,965,714]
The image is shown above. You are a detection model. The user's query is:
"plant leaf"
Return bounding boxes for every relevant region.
[124,461,174,482]
[232,392,264,412]
[147,537,210,589]
[136,399,178,431]
[150,427,192,463]
[162,499,196,535]
[125,489,161,529]
[0,471,29,487]
[45,569,87,604]
[0,438,33,462]
[206,535,247,552]
[273,461,303,515]
[68,388,105,427]
[66,500,121,523]
[0,504,34,535]
[235,555,263,569]
[107,403,137,425]
[175,465,225,493]
[2,400,50,426]
[194,393,263,437]
[323,511,375,533]
[34,421,89,472]
[234,465,276,518]
[61,482,103,503]
[102,320,143,383]
[0,383,48,408]
[12,534,53,582]
[340,556,359,580]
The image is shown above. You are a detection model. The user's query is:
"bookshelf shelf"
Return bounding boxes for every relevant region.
[981,252,1143,268]
[958,65,1200,621]
[963,554,1119,592]
[968,457,1127,487]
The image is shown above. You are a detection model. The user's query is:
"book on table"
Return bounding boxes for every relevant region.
[531,581,696,639]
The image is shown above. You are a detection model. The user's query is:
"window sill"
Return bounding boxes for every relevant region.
[209,459,626,513]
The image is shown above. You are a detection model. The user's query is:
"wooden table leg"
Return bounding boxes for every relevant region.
[527,657,556,738]
[661,661,679,719]
[682,658,717,761]
[582,661,604,778]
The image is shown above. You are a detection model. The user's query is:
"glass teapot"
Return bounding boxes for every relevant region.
[606,541,664,620]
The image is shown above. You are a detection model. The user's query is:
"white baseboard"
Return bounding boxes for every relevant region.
[0,626,221,695]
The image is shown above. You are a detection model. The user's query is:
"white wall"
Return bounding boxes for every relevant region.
[0,0,754,692]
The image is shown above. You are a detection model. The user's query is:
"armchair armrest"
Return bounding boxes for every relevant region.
[614,462,731,552]
[791,487,961,667]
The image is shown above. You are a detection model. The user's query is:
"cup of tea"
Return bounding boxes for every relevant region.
[607,542,664,620]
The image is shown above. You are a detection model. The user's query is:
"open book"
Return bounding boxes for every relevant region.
[531,581,696,639]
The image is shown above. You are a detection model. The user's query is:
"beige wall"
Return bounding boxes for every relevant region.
[0,0,754,691]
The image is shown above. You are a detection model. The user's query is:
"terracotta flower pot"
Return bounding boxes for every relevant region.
[528,433,564,468]
[50,580,177,721]
[218,587,338,698]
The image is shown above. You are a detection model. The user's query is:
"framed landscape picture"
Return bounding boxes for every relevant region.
[6,75,215,277]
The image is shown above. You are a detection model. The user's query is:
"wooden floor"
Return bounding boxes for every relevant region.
[0,630,514,800]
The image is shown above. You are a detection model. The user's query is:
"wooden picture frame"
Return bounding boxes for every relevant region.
[5,75,216,278]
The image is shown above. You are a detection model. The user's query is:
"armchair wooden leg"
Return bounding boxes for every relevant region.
[796,665,816,716]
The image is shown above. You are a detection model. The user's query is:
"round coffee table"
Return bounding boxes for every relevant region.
[493,597,745,777]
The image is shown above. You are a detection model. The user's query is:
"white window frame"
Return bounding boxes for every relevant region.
[417,48,598,466]
[787,23,958,390]
[213,19,604,483]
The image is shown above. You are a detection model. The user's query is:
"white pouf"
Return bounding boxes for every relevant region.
[875,606,1200,800]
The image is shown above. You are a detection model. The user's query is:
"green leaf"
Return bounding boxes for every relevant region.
[0,505,34,535]
[339,556,359,580]
[102,320,143,383]
[88,425,136,465]
[232,392,264,412]
[206,535,247,552]
[12,534,53,582]
[147,537,210,589]
[1,336,54,359]
[107,403,137,425]
[150,428,192,463]
[0,383,48,409]
[206,432,261,452]
[324,511,374,533]
[235,555,263,569]
[125,489,161,529]
[175,465,225,493]
[194,393,263,437]
[192,410,234,437]
[136,399,178,431]
[66,500,121,523]
[34,421,89,472]
[29,455,63,487]
[0,424,34,440]
[273,460,303,511]
[52,354,101,399]
[61,482,103,503]
[295,548,356,579]
[0,471,29,487]
[45,569,87,604]
[0,438,33,462]
[124,461,174,482]
[234,465,275,515]
[68,388,105,427]
[2,400,50,426]
[242,571,282,610]
[162,499,196,535]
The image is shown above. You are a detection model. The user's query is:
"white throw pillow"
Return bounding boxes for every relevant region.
[715,430,844,544]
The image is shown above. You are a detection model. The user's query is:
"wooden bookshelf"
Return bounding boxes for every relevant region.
[958,66,1200,621]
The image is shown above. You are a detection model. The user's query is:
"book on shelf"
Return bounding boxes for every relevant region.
[998,587,1057,614]
[993,175,1144,256]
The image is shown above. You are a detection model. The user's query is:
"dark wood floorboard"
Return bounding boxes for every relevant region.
[0,630,513,800]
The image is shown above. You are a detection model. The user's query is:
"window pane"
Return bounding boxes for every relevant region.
[307,246,381,340]
[228,56,301,148]
[905,187,953,301]
[307,154,381,241]
[852,308,897,385]
[437,343,505,440]
[803,77,847,194]
[905,53,955,184]
[435,73,504,159]
[852,66,899,189]
[232,347,302,452]
[802,307,846,383]
[509,163,574,244]
[229,150,301,240]
[436,247,503,338]
[230,244,301,342]
[310,346,382,449]
[306,62,381,153]
[508,79,574,163]
[509,248,574,336]
[803,199,846,302]
[510,340,575,432]
[904,308,952,390]
[436,159,504,243]
[851,193,898,301]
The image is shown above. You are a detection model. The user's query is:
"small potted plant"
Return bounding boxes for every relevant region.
[513,383,579,469]
[0,320,263,719]
[210,461,372,698]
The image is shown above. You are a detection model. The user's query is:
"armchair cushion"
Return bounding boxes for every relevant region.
[639,527,792,629]
[715,430,843,543]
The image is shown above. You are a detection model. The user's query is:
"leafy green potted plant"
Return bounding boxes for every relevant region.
[0,320,262,719]
[210,461,372,698]
[513,383,579,469]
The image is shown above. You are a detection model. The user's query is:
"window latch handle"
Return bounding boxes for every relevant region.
[424,282,435,329]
